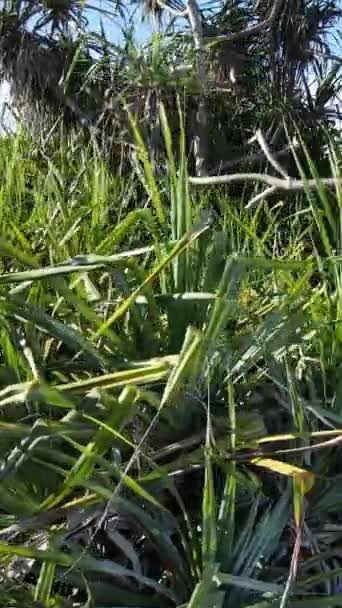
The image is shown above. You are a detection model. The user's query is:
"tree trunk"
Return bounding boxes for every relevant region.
[187,0,209,177]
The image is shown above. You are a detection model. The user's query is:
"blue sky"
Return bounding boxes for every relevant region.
[86,2,152,43]
[0,2,340,119]
[0,2,153,115]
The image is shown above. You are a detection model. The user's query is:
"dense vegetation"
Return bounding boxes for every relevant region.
[0,1,341,607]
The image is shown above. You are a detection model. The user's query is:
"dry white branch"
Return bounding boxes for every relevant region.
[246,186,277,209]
[213,143,297,174]
[189,173,341,190]
[189,172,342,208]
[255,129,289,179]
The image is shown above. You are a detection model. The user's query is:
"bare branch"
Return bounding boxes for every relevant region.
[189,174,341,191]
[246,186,277,209]
[255,129,289,179]
[212,144,297,174]
[204,0,283,46]
[190,172,342,208]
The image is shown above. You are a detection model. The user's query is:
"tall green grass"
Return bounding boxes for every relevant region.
[0,125,341,607]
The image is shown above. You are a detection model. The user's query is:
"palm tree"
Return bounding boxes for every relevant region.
[141,0,341,174]
[0,0,340,174]
[0,1,126,129]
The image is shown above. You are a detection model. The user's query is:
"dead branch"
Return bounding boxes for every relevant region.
[212,144,296,174]
[189,172,342,209]
[189,173,341,190]
[204,0,283,46]
[254,129,289,179]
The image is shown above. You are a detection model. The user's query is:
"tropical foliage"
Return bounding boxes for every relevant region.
[0,0,340,173]
[0,1,341,608]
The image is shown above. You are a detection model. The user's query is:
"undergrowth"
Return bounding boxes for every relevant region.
[0,122,341,608]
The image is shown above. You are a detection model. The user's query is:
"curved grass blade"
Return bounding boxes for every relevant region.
[95,218,211,335]
[0,247,153,285]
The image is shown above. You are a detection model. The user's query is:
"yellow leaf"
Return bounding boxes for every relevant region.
[251,457,315,493]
